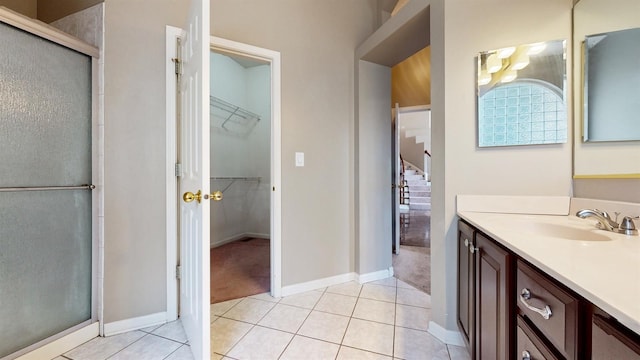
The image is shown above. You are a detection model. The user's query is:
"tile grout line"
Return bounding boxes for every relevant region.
[392,282,398,359]
[251,299,296,359]
[222,296,284,358]
[333,282,365,355]
[223,322,256,358]
[104,332,150,359]
[147,332,189,346]
[161,343,187,360]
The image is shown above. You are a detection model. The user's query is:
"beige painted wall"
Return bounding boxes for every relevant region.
[38,0,103,23]
[357,60,392,274]
[0,0,37,18]
[429,0,573,332]
[211,0,377,286]
[103,0,187,323]
[574,178,640,203]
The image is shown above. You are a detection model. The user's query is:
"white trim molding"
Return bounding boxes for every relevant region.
[165,25,183,323]
[281,273,358,297]
[103,312,167,337]
[279,268,395,297]
[17,323,99,360]
[358,267,394,284]
[427,321,465,347]
[0,7,99,57]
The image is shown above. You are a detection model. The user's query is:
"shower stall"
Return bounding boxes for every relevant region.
[0,11,98,359]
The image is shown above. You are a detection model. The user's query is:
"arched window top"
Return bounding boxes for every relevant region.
[478,81,567,147]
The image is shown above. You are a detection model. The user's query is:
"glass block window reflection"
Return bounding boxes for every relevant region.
[478,82,567,147]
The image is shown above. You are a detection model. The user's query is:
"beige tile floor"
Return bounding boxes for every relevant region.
[56,277,471,360]
[56,321,193,360]
[211,277,471,360]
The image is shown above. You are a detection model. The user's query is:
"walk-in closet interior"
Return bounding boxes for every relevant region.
[209,50,272,304]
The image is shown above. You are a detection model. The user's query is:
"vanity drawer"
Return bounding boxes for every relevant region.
[517,316,560,360]
[516,260,579,359]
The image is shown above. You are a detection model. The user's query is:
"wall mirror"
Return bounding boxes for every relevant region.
[573,0,640,177]
[583,27,640,142]
[476,40,567,147]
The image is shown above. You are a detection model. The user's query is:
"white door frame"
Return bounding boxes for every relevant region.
[165,25,182,322]
[209,36,282,298]
[165,34,282,319]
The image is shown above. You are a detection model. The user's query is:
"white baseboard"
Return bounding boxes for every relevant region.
[280,267,397,297]
[358,267,394,284]
[281,272,357,297]
[211,232,270,248]
[18,322,99,360]
[103,312,167,336]
[427,320,465,346]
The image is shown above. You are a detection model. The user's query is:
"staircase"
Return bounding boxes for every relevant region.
[404,165,431,211]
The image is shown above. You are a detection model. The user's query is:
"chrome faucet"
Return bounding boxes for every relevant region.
[576,209,639,236]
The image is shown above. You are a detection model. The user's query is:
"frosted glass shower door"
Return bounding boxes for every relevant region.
[0,21,93,358]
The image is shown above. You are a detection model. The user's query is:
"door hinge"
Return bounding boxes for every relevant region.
[173,58,182,75]
[176,265,181,280]
[173,37,183,75]
[175,163,182,177]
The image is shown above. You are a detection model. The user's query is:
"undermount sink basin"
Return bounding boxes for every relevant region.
[522,222,612,242]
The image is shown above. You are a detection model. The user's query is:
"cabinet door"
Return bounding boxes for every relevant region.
[457,220,475,355]
[475,233,512,360]
[592,310,640,360]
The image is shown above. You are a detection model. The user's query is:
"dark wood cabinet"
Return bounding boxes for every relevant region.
[591,307,640,360]
[457,218,640,360]
[517,315,561,360]
[457,220,475,356]
[475,232,512,360]
[516,260,579,359]
[457,220,512,360]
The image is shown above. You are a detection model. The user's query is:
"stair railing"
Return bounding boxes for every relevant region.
[399,154,410,206]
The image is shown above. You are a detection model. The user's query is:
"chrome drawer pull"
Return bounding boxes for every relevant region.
[464,238,469,247]
[520,288,552,320]
[522,350,531,360]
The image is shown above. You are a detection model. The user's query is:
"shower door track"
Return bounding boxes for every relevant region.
[0,184,95,192]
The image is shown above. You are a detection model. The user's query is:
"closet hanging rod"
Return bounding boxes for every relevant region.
[0,184,95,192]
[210,177,261,181]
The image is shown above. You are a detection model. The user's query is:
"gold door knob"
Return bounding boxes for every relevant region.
[183,190,202,203]
[210,190,223,201]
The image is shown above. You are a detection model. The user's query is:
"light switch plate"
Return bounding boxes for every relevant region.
[295,152,304,167]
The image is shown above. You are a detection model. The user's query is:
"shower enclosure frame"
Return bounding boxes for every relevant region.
[0,8,101,360]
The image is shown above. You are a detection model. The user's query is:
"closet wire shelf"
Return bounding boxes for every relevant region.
[210,96,261,137]
[211,176,261,193]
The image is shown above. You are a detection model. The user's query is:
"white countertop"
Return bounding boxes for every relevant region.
[458,210,640,335]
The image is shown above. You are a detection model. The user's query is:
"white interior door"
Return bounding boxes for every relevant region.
[178,0,210,358]
[393,104,401,254]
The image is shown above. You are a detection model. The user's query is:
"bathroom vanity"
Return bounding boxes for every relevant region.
[456,197,640,359]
